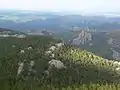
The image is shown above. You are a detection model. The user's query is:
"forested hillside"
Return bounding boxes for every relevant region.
[1,35,120,90]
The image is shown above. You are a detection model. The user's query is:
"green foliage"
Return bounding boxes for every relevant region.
[1,36,120,90]
[54,45,120,84]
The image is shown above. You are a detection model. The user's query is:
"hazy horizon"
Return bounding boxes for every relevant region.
[0,0,120,13]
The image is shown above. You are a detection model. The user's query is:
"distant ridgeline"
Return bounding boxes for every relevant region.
[0,28,24,34]
[0,28,26,38]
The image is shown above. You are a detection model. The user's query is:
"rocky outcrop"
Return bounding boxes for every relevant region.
[72,30,92,45]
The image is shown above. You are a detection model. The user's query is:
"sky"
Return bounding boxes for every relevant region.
[0,0,120,13]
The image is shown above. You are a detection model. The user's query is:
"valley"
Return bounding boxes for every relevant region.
[1,10,120,89]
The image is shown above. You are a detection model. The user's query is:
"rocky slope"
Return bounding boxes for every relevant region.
[72,30,92,45]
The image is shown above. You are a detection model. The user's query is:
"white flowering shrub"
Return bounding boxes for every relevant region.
[48,59,66,69]
[45,50,52,54]
[113,61,119,65]
[56,43,64,48]
[30,60,35,67]
[12,45,16,48]
[27,47,32,50]
[17,62,24,76]
[49,46,56,51]
[20,50,25,53]
[51,54,55,58]
[116,67,120,71]
[44,70,49,76]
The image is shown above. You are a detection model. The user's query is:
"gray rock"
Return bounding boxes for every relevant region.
[72,30,92,45]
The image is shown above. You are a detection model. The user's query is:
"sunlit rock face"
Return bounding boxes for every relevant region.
[72,30,92,45]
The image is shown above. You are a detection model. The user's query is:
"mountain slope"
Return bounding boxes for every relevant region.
[1,37,120,86]
[59,30,120,60]
[54,45,120,84]
[1,35,120,89]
